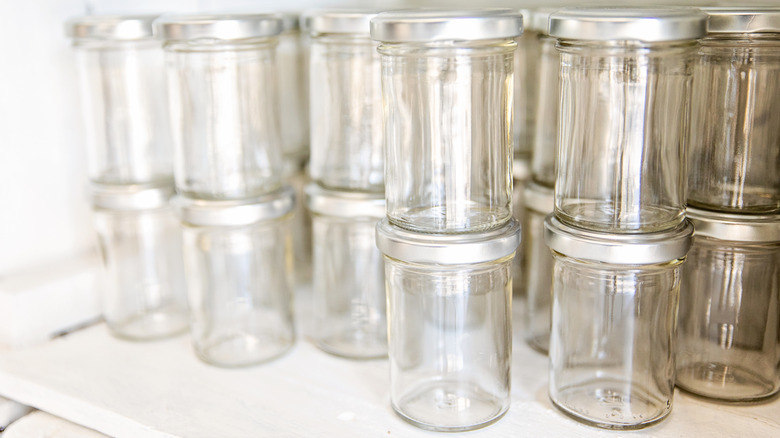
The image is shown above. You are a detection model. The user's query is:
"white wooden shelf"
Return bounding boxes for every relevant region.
[0,293,778,438]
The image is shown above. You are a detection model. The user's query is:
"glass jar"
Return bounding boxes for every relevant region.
[306,184,386,359]
[531,29,560,188]
[511,157,531,296]
[550,8,706,233]
[676,208,780,401]
[278,13,309,162]
[688,8,780,214]
[154,14,284,200]
[514,9,540,159]
[91,183,188,340]
[176,187,296,367]
[305,11,383,192]
[544,215,693,429]
[66,15,173,186]
[376,218,521,432]
[372,10,523,233]
[523,182,555,354]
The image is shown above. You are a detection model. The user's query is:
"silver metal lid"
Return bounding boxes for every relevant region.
[513,157,531,181]
[549,8,707,42]
[544,214,693,264]
[175,186,295,227]
[90,182,174,211]
[376,218,521,265]
[687,208,780,243]
[703,7,780,34]
[303,10,376,35]
[524,182,554,214]
[153,14,283,41]
[66,15,157,40]
[305,184,385,219]
[370,9,523,42]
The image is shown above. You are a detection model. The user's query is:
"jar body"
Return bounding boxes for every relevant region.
[549,254,682,429]
[182,217,295,367]
[688,35,780,214]
[75,39,172,185]
[531,35,560,188]
[523,186,555,354]
[380,41,515,233]
[514,30,541,158]
[94,206,188,340]
[676,235,780,401]
[309,35,383,192]
[385,255,513,432]
[312,212,386,359]
[278,29,309,161]
[165,39,283,199]
[556,41,696,232]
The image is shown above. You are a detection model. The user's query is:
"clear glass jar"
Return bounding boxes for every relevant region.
[676,208,780,401]
[376,218,521,432]
[305,11,383,192]
[67,16,173,186]
[688,8,780,214]
[544,215,693,429]
[278,14,309,162]
[91,183,188,340]
[306,184,386,359]
[176,187,296,367]
[155,14,284,200]
[372,10,523,233]
[511,157,531,297]
[523,182,554,354]
[531,34,559,188]
[550,8,706,233]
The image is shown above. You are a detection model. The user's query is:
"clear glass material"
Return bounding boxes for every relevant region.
[380,41,515,233]
[556,40,696,232]
[549,253,682,429]
[182,216,295,367]
[514,29,541,158]
[524,200,554,355]
[309,34,383,192]
[311,213,386,359]
[676,235,780,401]
[531,35,560,188]
[278,29,309,161]
[74,39,172,185]
[94,206,188,340]
[164,38,283,199]
[385,255,513,432]
[688,34,780,214]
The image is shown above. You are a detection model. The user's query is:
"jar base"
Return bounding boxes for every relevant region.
[556,201,684,234]
[390,205,512,234]
[314,330,387,360]
[550,378,671,430]
[195,333,293,368]
[392,379,509,432]
[108,311,188,341]
[676,362,780,402]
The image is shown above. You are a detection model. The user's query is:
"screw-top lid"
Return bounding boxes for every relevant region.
[549,7,707,42]
[303,10,377,35]
[175,186,295,227]
[90,182,174,211]
[376,218,521,265]
[687,208,780,243]
[703,7,780,34]
[544,215,693,264]
[370,9,523,42]
[153,14,283,41]
[305,184,385,219]
[524,182,554,214]
[66,15,158,40]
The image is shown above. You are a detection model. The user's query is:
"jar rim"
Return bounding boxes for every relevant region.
[305,184,385,219]
[66,15,158,41]
[302,9,377,36]
[153,13,283,42]
[687,207,780,243]
[90,181,174,211]
[370,9,523,42]
[702,7,780,34]
[175,186,295,227]
[549,7,707,42]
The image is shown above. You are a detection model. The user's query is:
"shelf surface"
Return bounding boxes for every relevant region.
[0,294,778,438]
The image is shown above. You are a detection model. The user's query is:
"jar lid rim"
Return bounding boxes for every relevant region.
[702,7,780,34]
[66,15,158,40]
[305,184,385,219]
[549,7,707,42]
[175,186,295,226]
[153,13,283,41]
[302,9,377,35]
[687,207,780,242]
[90,181,174,211]
[370,9,523,42]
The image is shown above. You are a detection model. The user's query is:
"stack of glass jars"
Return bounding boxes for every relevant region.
[677,7,780,402]
[303,10,388,359]
[67,15,189,341]
[371,10,523,432]
[154,14,295,367]
[545,8,706,429]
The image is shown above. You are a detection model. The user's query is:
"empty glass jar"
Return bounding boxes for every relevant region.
[688,8,780,214]
[550,8,706,233]
[67,15,173,186]
[305,10,383,192]
[177,187,296,367]
[676,208,780,401]
[307,184,386,359]
[372,10,523,233]
[155,14,284,200]
[545,215,693,429]
[377,218,521,432]
[91,183,188,340]
[278,13,309,162]
[523,182,554,354]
